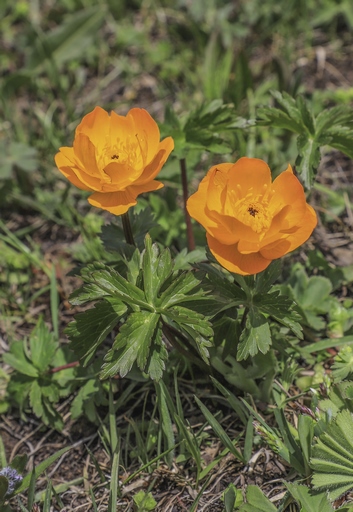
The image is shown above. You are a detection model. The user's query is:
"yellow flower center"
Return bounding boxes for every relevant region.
[235,198,271,233]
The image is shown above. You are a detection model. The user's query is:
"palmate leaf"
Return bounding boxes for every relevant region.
[65,298,126,365]
[253,290,303,339]
[237,308,272,361]
[100,311,162,380]
[70,262,149,309]
[164,306,213,362]
[311,410,353,500]
[257,91,353,189]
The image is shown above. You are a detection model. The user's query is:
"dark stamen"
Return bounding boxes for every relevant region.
[248,206,258,217]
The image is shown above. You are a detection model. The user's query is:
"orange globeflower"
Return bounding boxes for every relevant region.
[187,157,317,276]
[55,107,174,215]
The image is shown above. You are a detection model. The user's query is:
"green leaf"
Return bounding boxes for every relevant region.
[155,381,175,466]
[10,454,27,474]
[16,446,72,493]
[296,95,316,135]
[142,235,173,305]
[29,380,43,419]
[3,341,38,377]
[326,128,353,160]
[101,311,160,379]
[133,490,157,511]
[194,396,245,463]
[255,260,282,294]
[66,298,126,365]
[0,141,38,177]
[29,317,57,372]
[144,333,168,381]
[315,105,353,136]
[285,483,334,512]
[0,476,8,501]
[239,485,277,511]
[237,309,272,360]
[257,106,302,133]
[27,6,106,70]
[296,133,321,188]
[311,410,353,500]
[158,271,203,309]
[164,306,213,362]
[70,263,149,309]
[298,414,315,469]
[210,377,248,426]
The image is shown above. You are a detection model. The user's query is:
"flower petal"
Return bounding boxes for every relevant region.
[76,106,110,151]
[88,190,137,215]
[129,108,161,165]
[225,157,272,215]
[130,180,164,195]
[269,165,307,226]
[55,149,92,191]
[207,233,272,275]
[136,137,174,185]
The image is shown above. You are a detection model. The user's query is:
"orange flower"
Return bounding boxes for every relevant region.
[55,107,174,215]
[187,157,317,275]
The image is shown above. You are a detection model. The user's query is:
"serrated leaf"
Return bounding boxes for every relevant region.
[296,95,316,135]
[316,105,353,135]
[311,410,353,500]
[3,342,38,377]
[296,133,321,188]
[70,263,149,309]
[70,377,100,420]
[158,271,202,308]
[237,309,272,360]
[326,128,353,160]
[142,235,173,305]
[272,90,303,124]
[165,306,213,337]
[144,331,167,381]
[257,106,302,133]
[101,311,160,379]
[254,260,282,294]
[66,299,125,364]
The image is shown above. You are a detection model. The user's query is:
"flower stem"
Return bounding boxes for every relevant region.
[240,306,249,331]
[179,158,195,251]
[122,211,136,246]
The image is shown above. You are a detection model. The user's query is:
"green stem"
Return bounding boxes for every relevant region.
[179,158,195,251]
[121,211,135,246]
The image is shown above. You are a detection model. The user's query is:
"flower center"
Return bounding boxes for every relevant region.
[236,199,271,233]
